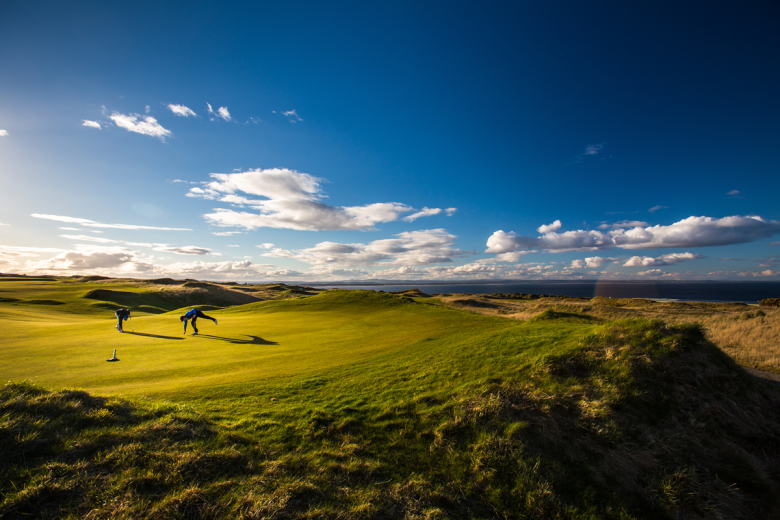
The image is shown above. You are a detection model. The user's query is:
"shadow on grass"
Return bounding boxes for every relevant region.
[126,332,185,340]
[194,334,278,345]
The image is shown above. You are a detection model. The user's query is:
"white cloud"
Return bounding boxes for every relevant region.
[151,245,212,256]
[167,104,197,117]
[59,234,119,243]
[537,220,562,233]
[403,207,442,222]
[486,216,780,254]
[0,245,68,254]
[584,143,605,155]
[0,223,9,227]
[570,143,607,163]
[217,107,231,121]
[262,228,469,267]
[24,246,138,271]
[31,213,191,231]
[212,231,243,236]
[110,112,171,140]
[227,245,239,247]
[256,243,275,249]
[637,269,665,277]
[188,168,444,231]
[598,220,649,230]
[59,227,80,230]
[282,109,302,122]
[82,120,101,129]
[0,130,8,137]
[623,252,705,267]
[648,205,667,213]
[445,208,457,216]
[207,103,214,114]
[570,257,618,269]
[727,190,743,198]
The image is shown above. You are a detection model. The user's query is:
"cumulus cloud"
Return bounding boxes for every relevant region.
[188,168,447,231]
[623,252,704,267]
[167,104,197,117]
[12,241,280,280]
[570,257,618,269]
[163,259,268,276]
[110,112,171,141]
[82,120,101,129]
[262,229,469,267]
[0,130,8,137]
[151,245,212,256]
[256,243,275,249]
[445,208,457,216]
[648,205,668,213]
[486,216,780,254]
[24,246,138,271]
[727,190,744,199]
[207,103,231,121]
[31,213,191,231]
[537,220,562,233]
[637,269,664,277]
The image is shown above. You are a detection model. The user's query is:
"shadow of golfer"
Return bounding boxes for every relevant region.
[126,332,185,340]
[194,334,278,345]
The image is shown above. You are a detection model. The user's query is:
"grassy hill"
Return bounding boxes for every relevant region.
[1,278,779,518]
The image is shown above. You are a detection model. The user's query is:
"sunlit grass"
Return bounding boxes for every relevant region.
[1,278,779,518]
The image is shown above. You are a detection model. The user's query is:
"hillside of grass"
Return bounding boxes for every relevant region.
[1,279,780,518]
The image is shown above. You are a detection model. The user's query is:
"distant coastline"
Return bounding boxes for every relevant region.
[304,280,780,304]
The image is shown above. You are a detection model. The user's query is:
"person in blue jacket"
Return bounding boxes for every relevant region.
[115,308,130,333]
[180,308,217,335]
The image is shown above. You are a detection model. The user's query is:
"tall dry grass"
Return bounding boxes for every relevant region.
[435,294,780,373]
[675,308,780,373]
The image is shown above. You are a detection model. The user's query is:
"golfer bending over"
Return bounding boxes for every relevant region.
[181,308,217,335]
[115,308,130,333]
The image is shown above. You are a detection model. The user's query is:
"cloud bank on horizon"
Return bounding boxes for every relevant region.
[486,216,780,254]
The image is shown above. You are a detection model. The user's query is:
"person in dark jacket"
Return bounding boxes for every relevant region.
[115,308,130,333]
[180,308,217,335]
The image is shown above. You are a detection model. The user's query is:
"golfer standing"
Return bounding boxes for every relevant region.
[180,308,217,335]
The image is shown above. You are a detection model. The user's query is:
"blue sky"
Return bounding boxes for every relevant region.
[1,1,779,281]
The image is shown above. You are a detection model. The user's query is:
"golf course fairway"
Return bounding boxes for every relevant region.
[1,277,779,519]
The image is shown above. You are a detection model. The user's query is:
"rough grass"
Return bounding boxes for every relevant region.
[2,279,780,518]
[435,294,780,373]
[2,319,779,519]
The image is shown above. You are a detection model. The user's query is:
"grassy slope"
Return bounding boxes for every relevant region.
[1,280,780,518]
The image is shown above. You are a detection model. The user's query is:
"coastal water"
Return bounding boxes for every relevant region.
[316,281,780,304]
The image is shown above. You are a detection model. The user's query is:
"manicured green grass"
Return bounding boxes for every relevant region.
[1,278,779,519]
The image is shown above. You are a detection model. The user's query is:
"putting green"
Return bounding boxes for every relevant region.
[0,287,516,399]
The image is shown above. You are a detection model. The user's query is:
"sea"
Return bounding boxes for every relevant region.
[313,281,780,304]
